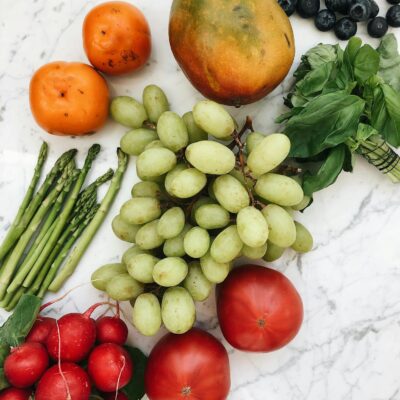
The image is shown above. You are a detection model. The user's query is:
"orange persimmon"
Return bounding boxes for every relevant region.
[29,61,109,136]
[83,1,151,75]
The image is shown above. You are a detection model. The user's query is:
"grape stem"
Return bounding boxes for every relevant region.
[227,116,254,150]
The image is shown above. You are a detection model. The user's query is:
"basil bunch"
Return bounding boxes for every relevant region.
[278,35,400,197]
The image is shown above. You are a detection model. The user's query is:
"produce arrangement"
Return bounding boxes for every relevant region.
[0,0,399,399]
[278,0,400,40]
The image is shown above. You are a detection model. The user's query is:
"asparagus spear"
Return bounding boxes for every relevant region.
[36,205,100,298]
[0,166,73,299]
[4,287,26,312]
[7,166,79,293]
[49,148,129,292]
[0,148,76,261]
[13,145,101,296]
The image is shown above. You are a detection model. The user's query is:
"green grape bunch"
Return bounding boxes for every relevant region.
[91,84,314,337]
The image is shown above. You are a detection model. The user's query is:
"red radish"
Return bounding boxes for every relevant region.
[96,316,128,345]
[26,316,56,344]
[0,387,32,400]
[88,343,133,393]
[46,302,109,362]
[35,363,90,400]
[103,392,128,400]
[4,342,49,388]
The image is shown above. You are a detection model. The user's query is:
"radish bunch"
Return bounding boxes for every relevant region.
[0,303,132,400]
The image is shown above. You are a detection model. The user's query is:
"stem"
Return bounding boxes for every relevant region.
[49,149,128,292]
[227,116,254,150]
[35,205,99,297]
[7,169,79,293]
[0,148,77,261]
[0,167,71,299]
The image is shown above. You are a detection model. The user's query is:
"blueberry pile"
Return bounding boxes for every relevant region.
[278,0,400,40]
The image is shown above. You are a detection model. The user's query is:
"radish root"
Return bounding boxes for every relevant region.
[115,355,126,400]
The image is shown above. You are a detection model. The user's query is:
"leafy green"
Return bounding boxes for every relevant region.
[0,345,10,390]
[122,346,148,400]
[306,44,338,69]
[377,34,400,91]
[295,62,334,97]
[353,45,380,84]
[303,145,346,196]
[284,92,365,157]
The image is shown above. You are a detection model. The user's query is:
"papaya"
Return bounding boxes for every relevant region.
[169,0,295,106]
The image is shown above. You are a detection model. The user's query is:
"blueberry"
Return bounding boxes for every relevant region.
[278,0,298,16]
[334,17,358,40]
[325,0,351,14]
[369,0,379,17]
[387,5,400,26]
[296,0,320,17]
[368,16,389,37]
[315,9,337,30]
[387,0,400,5]
[349,0,371,21]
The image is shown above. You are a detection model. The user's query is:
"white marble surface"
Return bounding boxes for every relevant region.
[1,1,400,399]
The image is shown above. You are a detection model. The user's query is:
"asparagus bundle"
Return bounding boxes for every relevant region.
[0,144,128,310]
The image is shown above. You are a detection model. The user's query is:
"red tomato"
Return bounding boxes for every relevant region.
[217,265,303,352]
[145,328,230,400]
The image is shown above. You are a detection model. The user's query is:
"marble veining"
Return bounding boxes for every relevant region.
[1,1,400,399]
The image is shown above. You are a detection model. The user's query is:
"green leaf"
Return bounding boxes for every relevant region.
[353,44,380,84]
[0,345,10,390]
[303,145,346,196]
[371,83,400,147]
[284,92,365,157]
[122,346,148,400]
[377,34,400,91]
[0,295,41,347]
[305,44,338,69]
[296,62,334,97]
[276,107,303,124]
[342,37,362,80]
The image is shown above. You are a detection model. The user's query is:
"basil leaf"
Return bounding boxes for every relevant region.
[342,37,362,81]
[0,345,10,390]
[371,83,400,147]
[377,34,400,91]
[0,295,41,347]
[353,44,380,84]
[343,146,355,172]
[276,107,303,124]
[305,44,338,69]
[284,92,365,157]
[122,346,148,400]
[296,62,334,97]
[303,145,346,196]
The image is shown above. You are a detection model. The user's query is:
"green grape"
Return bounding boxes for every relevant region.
[242,242,268,259]
[211,225,243,263]
[161,287,195,334]
[141,174,165,184]
[122,246,150,265]
[110,96,148,128]
[263,241,286,262]
[192,100,235,139]
[246,132,264,153]
[132,293,162,336]
[126,253,159,283]
[135,219,164,250]
[142,84,169,123]
[157,111,189,152]
[291,221,313,253]
[157,207,185,239]
[292,195,312,211]
[190,196,215,224]
[144,140,165,150]
[183,111,208,143]
[185,141,235,175]
[120,128,158,156]
[236,206,269,247]
[183,227,210,258]
[200,252,231,283]
[120,197,161,225]
[163,224,191,257]
[255,173,304,206]
[131,181,162,199]
[168,168,207,198]
[153,257,188,287]
[229,167,255,189]
[194,204,230,229]
[106,273,144,301]
[164,164,187,194]
[261,204,296,247]
[91,263,126,291]
[112,214,140,243]
[136,148,177,179]
[247,134,291,176]
[213,175,250,213]
[183,261,212,301]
